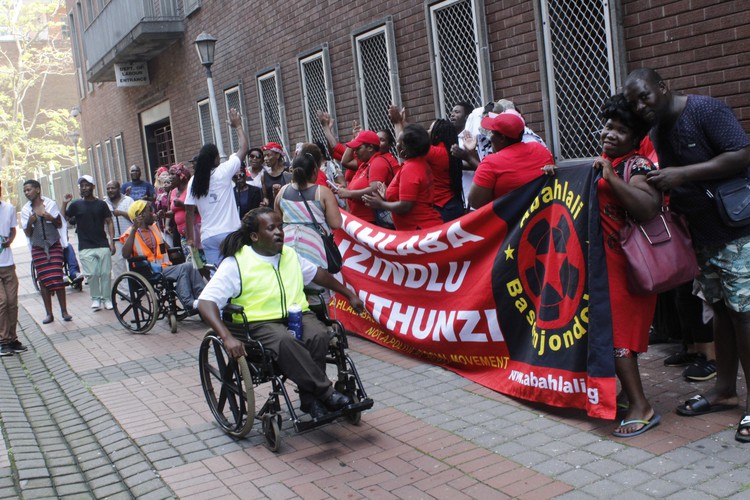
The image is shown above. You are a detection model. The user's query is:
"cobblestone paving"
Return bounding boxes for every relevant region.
[2,234,750,498]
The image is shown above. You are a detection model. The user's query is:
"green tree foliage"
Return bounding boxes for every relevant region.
[0,0,77,203]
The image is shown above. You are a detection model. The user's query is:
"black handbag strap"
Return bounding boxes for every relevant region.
[298,187,328,237]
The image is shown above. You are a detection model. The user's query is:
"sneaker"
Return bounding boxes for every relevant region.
[9,341,28,354]
[91,300,102,311]
[683,358,717,381]
[0,345,13,357]
[664,351,703,367]
[72,273,84,284]
[103,300,114,310]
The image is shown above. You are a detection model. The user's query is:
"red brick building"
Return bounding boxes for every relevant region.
[65,0,750,193]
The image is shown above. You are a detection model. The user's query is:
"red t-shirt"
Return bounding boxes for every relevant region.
[473,141,553,198]
[315,169,327,187]
[638,136,659,166]
[347,153,393,222]
[425,144,454,207]
[385,157,443,230]
[332,143,355,182]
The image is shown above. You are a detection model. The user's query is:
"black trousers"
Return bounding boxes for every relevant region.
[247,312,333,407]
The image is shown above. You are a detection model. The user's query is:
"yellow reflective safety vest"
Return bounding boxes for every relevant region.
[230,245,310,323]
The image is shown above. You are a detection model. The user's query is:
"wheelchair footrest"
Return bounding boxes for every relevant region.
[292,398,374,432]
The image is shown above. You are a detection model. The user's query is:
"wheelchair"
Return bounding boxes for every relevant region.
[198,288,374,451]
[110,249,189,334]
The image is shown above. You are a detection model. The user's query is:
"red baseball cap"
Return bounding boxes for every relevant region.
[262,142,285,155]
[480,112,525,140]
[346,130,380,149]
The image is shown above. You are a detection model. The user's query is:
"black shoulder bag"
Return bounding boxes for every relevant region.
[299,188,343,274]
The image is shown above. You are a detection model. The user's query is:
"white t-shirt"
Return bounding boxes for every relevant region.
[0,201,17,267]
[184,154,242,240]
[199,246,318,308]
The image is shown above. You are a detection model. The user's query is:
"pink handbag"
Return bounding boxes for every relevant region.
[618,157,700,295]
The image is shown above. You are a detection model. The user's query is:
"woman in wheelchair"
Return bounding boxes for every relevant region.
[120,200,206,315]
[197,207,365,419]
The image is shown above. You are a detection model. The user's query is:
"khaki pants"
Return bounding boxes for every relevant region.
[0,265,19,345]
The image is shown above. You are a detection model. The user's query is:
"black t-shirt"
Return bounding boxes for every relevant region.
[66,199,112,250]
[234,185,263,220]
[651,95,750,246]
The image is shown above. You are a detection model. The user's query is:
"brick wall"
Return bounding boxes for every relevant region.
[70,0,750,179]
[622,0,750,127]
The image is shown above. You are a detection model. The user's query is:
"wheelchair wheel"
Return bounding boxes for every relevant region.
[335,380,362,425]
[30,262,40,292]
[112,272,159,333]
[262,414,281,452]
[199,332,255,438]
[169,314,178,334]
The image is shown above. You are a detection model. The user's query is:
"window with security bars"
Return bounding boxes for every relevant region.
[115,134,126,182]
[224,86,245,153]
[153,123,175,169]
[540,0,620,160]
[299,51,334,147]
[104,139,114,180]
[354,24,399,149]
[257,70,286,149]
[197,99,214,145]
[428,0,489,118]
[94,143,105,197]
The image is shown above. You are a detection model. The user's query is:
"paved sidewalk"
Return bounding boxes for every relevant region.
[2,233,750,499]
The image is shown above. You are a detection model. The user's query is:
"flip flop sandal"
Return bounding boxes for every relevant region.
[612,414,661,438]
[676,394,737,416]
[735,415,750,443]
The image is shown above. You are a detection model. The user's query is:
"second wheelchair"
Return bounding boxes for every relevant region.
[111,252,191,334]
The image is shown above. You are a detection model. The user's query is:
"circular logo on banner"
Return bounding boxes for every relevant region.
[517,206,585,329]
[492,202,588,366]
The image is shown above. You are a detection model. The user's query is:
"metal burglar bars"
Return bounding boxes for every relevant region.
[428,0,488,118]
[224,85,245,153]
[540,0,619,160]
[197,99,213,146]
[257,69,287,151]
[95,143,105,197]
[354,24,399,148]
[299,50,334,146]
[104,139,115,181]
[154,123,175,169]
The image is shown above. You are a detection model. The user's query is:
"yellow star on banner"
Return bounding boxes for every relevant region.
[504,246,515,260]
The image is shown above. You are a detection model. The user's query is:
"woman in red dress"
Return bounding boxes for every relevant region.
[595,95,662,437]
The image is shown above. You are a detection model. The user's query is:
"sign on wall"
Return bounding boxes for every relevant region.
[114,62,150,87]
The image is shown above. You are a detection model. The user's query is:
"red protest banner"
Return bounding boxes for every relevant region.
[332,164,616,419]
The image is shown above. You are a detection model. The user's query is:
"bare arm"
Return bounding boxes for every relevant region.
[468,184,494,210]
[388,105,406,138]
[185,205,195,246]
[596,157,660,222]
[197,300,247,358]
[229,108,249,159]
[311,269,364,312]
[646,146,750,191]
[319,186,343,230]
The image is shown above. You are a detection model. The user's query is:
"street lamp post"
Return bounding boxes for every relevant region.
[194,32,226,160]
[67,131,81,179]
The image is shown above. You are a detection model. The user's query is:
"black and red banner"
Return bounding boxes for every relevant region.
[332,162,616,419]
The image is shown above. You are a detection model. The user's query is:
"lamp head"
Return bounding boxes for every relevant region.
[194,32,217,67]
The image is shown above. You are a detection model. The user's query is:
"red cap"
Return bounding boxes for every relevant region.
[262,142,284,155]
[346,130,380,149]
[480,112,525,139]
